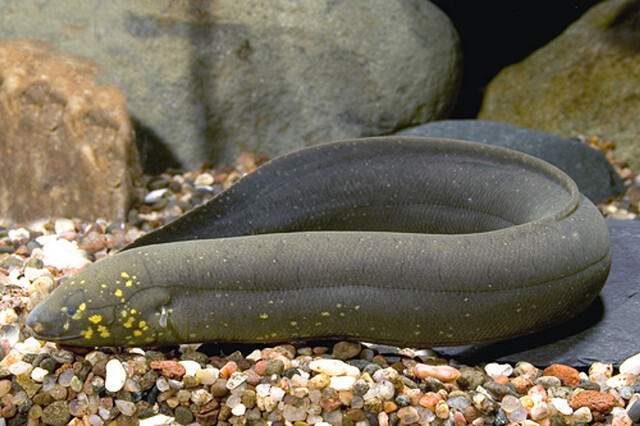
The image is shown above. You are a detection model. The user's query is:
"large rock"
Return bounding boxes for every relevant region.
[478,0,640,170]
[0,40,143,222]
[398,120,624,203]
[0,1,461,170]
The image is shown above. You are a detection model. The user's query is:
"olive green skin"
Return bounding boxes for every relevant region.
[27,137,611,347]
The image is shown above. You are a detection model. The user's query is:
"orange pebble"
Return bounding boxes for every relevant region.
[219,361,238,379]
[412,364,461,381]
[418,391,443,411]
[494,375,510,384]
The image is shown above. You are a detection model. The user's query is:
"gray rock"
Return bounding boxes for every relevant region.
[478,0,640,171]
[0,0,461,169]
[438,218,640,368]
[398,119,623,203]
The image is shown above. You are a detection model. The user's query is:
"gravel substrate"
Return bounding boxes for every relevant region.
[1,140,640,426]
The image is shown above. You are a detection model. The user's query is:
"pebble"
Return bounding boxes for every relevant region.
[105,359,127,393]
[485,362,513,379]
[620,352,640,375]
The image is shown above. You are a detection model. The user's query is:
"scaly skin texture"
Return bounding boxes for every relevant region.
[27,137,611,347]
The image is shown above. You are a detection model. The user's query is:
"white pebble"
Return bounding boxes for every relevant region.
[23,266,52,282]
[330,375,356,391]
[256,384,271,397]
[484,362,513,379]
[144,188,168,204]
[54,218,76,234]
[7,228,30,241]
[195,366,219,385]
[0,309,18,326]
[36,236,90,270]
[231,403,247,416]
[620,352,640,375]
[309,359,360,377]
[139,414,176,426]
[270,386,285,401]
[573,406,593,423]
[105,359,127,393]
[8,361,33,376]
[246,349,262,362]
[8,270,30,289]
[178,360,201,377]
[551,397,573,415]
[30,367,50,383]
[194,172,215,186]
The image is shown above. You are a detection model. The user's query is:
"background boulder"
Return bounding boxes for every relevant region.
[0,0,461,171]
[478,0,640,170]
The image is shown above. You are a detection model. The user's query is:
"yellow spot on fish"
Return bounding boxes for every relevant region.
[97,325,110,338]
[121,310,127,318]
[130,309,137,314]
[139,321,146,328]
[321,312,330,317]
[336,303,343,308]
[88,315,102,324]
[79,303,86,312]
[290,321,298,326]
[125,280,133,287]
[63,323,69,330]
[80,280,85,285]
[101,284,107,289]
[124,317,135,328]
[82,328,93,339]
[133,330,142,337]
[145,337,154,343]
[121,272,130,279]
[114,289,123,297]
[354,305,360,310]
[259,313,269,319]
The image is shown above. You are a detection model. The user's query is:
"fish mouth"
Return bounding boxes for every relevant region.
[26,307,82,342]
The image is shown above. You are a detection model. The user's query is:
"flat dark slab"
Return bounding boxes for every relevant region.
[436,218,640,368]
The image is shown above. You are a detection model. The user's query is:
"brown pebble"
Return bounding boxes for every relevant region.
[543,364,581,387]
[464,405,481,423]
[150,360,186,379]
[210,379,229,398]
[345,407,366,422]
[569,389,618,415]
[411,364,461,382]
[383,401,398,413]
[319,397,342,412]
[196,398,220,426]
[253,360,268,376]
[332,341,362,360]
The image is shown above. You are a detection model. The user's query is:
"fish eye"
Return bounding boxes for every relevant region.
[66,307,76,316]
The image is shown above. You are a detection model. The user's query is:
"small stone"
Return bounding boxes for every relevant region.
[411,364,460,381]
[435,400,450,419]
[620,352,640,375]
[16,373,42,397]
[144,188,168,204]
[115,399,136,416]
[195,367,219,385]
[418,392,443,411]
[612,411,633,426]
[104,359,127,393]
[226,371,248,389]
[174,405,194,424]
[150,360,186,379]
[8,360,33,376]
[569,390,617,415]
[0,379,12,397]
[397,406,420,424]
[484,363,513,379]
[589,362,613,381]
[178,360,201,377]
[30,366,49,383]
[543,364,580,387]
[330,375,356,391]
[572,406,593,423]
[457,367,484,390]
[264,358,285,376]
[625,400,640,424]
[332,341,362,360]
[551,397,573,415]
[41,401,71,426]
[535,376,562,389]
[607,373,636,389]
[309,359,360,377]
